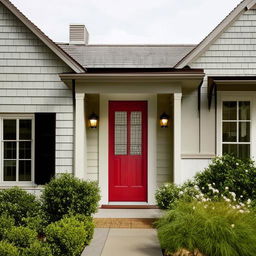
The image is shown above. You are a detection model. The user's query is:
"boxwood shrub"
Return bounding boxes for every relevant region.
[0,215,15,240]
[20,242,53,256]
[45,215,93,256]
[0,241,19,256]
[41,174,100,222]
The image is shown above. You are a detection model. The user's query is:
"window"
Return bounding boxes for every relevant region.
[222,101,250,159]
[1,117,34,183]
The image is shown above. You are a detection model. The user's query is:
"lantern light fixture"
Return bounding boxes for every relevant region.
[89,112,98,128]
[160,112,169,128]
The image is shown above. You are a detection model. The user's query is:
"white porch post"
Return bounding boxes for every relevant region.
[75,93,86,179]
[173,93,182,184]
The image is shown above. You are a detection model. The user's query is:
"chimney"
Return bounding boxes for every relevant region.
[69,24,89,45]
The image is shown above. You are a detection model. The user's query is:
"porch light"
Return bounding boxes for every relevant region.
[88,112,98,128]
[160,112,169,128]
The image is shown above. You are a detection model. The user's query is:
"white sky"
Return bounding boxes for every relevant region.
[11,0,242,44]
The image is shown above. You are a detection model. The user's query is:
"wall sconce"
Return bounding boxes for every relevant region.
[160,112,169,128]
[88,112,98,128]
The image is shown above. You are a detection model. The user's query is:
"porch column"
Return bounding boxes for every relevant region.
[173,93,182,184]
[75,93,86,179]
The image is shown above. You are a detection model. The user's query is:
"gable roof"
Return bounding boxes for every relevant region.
[175,0,256,68]
[0,0,86,73]
[58,44,196,68]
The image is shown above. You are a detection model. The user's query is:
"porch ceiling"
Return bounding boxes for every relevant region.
[59,68,205,94]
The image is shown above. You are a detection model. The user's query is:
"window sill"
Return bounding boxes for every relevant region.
[0,183,43,190]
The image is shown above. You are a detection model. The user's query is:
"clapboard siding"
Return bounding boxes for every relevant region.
[0,3,74,174]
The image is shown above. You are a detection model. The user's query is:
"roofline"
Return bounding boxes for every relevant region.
[175,0,254,68]
[57,43,197,47]
[0,0,86,73]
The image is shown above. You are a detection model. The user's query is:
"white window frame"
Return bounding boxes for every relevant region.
[0,114,35,186]
[217,92,256,160]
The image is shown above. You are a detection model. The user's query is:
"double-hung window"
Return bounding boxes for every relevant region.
[1,116,34,184]
[222,101,251,159]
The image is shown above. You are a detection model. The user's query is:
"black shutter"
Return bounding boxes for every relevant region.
[35,113,56,185]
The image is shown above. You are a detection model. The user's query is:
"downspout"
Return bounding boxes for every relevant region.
[72,79,76,175]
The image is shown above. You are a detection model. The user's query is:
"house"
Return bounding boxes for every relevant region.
[0,0,255,206]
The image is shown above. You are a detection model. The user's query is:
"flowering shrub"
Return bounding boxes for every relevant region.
[157,201,256,256]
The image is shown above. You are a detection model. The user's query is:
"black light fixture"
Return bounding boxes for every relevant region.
[88,112,98,128]
[160,112,169,128]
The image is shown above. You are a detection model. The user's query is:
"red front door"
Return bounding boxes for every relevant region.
[109,101,148,202]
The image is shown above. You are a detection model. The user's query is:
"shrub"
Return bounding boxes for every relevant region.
[157,201,256,256]
[20,242,53,256]
[22,215,47,235]
[5,226,37,248]
[0,241,19,256]
[0,187,41,225]
[0,215,15,239]
[41,174,100,222]
[195,155,256,202]
[45,215,92,256]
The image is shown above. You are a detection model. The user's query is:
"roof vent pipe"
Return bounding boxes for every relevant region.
[69,24,89,45]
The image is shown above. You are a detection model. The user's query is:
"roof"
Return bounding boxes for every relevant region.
[0,0,86,73]
[58,44,196,68]
[175,0,256,68]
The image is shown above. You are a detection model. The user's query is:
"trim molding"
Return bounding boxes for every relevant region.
[181,154,216,159]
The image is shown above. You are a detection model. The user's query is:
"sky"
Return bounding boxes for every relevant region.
[11,0,242,45]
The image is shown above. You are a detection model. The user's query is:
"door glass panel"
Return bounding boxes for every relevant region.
[239,102,250,120]
[222,122,237,142]
[3,160,16,181]
[114,112,127,155]
[239,122,250,142]
[223,102,237,120]
[3,120,16,140]
[130,112,142,155]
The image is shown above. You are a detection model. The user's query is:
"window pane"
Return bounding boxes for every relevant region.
[19,120,32,140]
[4,160,16,181]
[130,112,142,155]
[4,142,16,159]
[19,142,31,159]
[114,112,127,155]
[238,144,250,159]
[239,102,250,120]
[239,122,250,142]
[19,160,31,181]
[223,102,237,120]
[3,120,16,140]
[223,122,237,142]
[223,144,237,156]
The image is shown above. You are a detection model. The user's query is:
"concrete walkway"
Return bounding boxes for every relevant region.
[82,228,162,256]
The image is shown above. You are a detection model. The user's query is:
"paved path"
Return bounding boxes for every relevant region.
[82,228,162,256]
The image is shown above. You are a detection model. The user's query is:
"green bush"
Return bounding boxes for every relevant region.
[195,155,256,202]
[157,201,256,256]
[20,242,53,256]
[0,241,19,256]
[45,215,92,256]
[0,215,15,239]
[41,174,100,222]
[5,226,37,248]
[22,215,47,235]
[0,187,41,225]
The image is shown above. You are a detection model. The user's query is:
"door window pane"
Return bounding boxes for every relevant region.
[223,122,237,142]
[19,120,32,140]
[115,112,127,155]
[4,160,16,181]
[239,122,250,142]
[4,142,16,159]
[223,102,237,120]
[130,112,142,155]
[3,120,16,140]
[19,160,31,181]
[239,102,250,120]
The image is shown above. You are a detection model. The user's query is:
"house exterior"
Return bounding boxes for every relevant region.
[0,0,255,206]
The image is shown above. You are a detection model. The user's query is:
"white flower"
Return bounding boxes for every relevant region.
[193,206,196,210]
[202,187,205,190]
[236,163,239,166]
[239,209,245,213]
[225,187,229,190]
[231,224,235,228]
[213,182,216,186]
[240,195,243,198]
[247,199,252,205]
[179,191,184,195]
[245,170,248,173]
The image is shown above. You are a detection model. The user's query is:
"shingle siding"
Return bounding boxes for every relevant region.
[0,2,74,174]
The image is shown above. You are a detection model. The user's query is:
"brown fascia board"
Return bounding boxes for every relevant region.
[0,0,86,73]
[175,0,252,68]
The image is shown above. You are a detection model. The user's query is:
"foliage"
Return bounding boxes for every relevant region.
[45,215,92,256]
[157,201,256,256]
[22,215,47,235]
[195,155,256,202]
[20,242,53,256]
[0,215,15,240]
[41,174,100,223]
[0,241,19,256]
[4,226,37,248]
[0,187,41,225]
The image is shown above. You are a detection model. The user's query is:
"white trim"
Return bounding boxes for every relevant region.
[217,92,256,160]
[0,114,34,186]
[99,94,157,205]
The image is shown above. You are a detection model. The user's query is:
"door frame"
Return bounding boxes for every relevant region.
[98,94,157,205]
